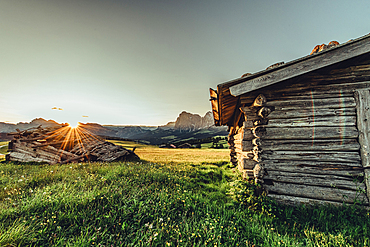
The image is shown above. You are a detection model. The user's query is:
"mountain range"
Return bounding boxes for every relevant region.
[0,111,228,144]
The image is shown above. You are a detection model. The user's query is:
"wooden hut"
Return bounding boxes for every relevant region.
[210,33,370,206]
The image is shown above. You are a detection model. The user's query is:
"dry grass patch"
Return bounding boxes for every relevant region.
[109,140,229,164]
[0,142,8,147]
[0,142,8,161]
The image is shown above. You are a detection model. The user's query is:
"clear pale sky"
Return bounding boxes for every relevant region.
[1,0,369,126]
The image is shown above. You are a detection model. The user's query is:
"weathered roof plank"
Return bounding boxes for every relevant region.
[229,34,370,96]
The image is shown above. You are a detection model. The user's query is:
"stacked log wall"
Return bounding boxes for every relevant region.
[234,57,370,206]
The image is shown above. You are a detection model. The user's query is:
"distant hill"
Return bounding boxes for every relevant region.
[0,118,62,133]
[0,111,228,144]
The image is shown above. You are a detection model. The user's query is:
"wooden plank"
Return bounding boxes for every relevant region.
[263,160,364,177]
[238,152,254,161]
[243,170,254,180]
[268,107,356,119]
[209,88,220,125]
[12,142,78,163]
[261,150,361,163]
[258,107,272,118]
[280,81,370,95]
[240,92,354,104]
[354,89,370,204]
[251,94,266,107]
[239,107,259,121]
[266,115,356,128]
[243,128,256,140]
[9,146,61,163]
[7,152,51,163]
[268,194,369,208]
[232,130,244,141]
[255,126,358,140]
[241,140,254,151]
[264,171,366,191]
[229,34,370,96]
[242,158,257,169]
[266,97,356,109]
[240,80,370,106]
[256,139,360,151]
[264,182,369,204]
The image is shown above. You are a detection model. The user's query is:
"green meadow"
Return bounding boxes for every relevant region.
[0,141,369,246]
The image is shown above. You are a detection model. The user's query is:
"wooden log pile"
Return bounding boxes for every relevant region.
[238,94,273,182]
[5,125,139,164]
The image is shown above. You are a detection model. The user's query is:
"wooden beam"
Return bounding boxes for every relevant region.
[264,170,366,191]
[254,126,358,140]
[263,160,364,177]
[209,88,220,125]
[261,150,361,163]
[251,94,266,107]
[240,92,354,103]
[229,34,370,96]
[268,107,356,119]
[354,89,370,204]
[266,115,357,128]
[265,97,356,109]
[256,138,360,151]
[264,182,369,204]
[268,194,369,208]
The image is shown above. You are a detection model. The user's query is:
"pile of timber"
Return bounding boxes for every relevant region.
[238,94,270,182]
[5,125,139,164]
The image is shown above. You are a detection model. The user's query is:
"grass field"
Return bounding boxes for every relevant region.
[0,141,369,246]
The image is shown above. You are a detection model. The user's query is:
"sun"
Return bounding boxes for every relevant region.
[68,122,80,129]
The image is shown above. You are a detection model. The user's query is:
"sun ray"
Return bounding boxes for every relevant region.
[41,123,107,162]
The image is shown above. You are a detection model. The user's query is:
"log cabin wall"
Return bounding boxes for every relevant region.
[234,55,370,206]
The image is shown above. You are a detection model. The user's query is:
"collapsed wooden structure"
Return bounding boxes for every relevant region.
[6,124,139,164]
[210,33,370,206]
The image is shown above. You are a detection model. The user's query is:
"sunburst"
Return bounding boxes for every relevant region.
[44,123,104,162]
[68,122,80,129]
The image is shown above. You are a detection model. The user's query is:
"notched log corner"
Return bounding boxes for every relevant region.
[5,125,140,164]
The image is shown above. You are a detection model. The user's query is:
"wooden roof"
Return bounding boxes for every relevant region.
[212,33,370,126]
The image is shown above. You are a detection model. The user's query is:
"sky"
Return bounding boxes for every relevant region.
[1,0,370,126]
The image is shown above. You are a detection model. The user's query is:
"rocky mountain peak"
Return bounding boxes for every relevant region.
[174,111,214,132]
